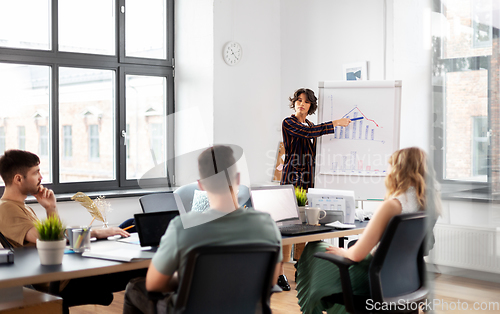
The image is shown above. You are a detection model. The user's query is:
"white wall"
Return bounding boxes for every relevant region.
[280,0,387,124]
[174,0,282,185]
[31,197,142,228]
[392,0,432,150]
[213,0,281,185]
[174,0,215,185]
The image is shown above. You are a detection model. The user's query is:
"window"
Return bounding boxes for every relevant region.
[62,125,72,159]
[126,75,167,180]
[472,0,492,48]
[472,116,488,178]
[150,123,163,165]
[432,0,496,188]
[18,126,25,150]
[39,125,48,157]
[89,125,100,161]
[0,1,174,192]
[0,127,5,154]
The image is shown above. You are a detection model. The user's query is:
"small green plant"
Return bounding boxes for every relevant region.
[295,187,308,206]
[34,215,64,241]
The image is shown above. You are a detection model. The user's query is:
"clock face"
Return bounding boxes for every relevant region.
[223,42,242,66]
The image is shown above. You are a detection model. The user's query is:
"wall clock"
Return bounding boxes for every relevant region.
[223,41,242,66]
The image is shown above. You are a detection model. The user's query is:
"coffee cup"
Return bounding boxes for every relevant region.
[305,207,327,225]
[71,227,92,253]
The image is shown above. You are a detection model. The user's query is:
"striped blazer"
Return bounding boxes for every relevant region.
[280,115,335,190]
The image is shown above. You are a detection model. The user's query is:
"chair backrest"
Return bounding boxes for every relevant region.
[173,182,252,212]
[139,192,178,213]
[0,231,13,250]
[369,212,428,304]
[174,244,280,314]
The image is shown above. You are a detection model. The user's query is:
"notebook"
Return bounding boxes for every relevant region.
[250,185,334,236]
[134,210,180,247]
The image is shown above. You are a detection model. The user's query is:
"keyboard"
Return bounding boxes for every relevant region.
[279,224,334,236]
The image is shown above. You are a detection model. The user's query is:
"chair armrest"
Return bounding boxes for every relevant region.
[314,252,357,268]
[314,252,358,314]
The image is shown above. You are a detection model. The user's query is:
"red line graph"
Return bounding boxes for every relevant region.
[342,106,382,128]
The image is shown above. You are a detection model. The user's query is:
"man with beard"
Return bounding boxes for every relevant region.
[0,149,145,314]
[0,149,128,247]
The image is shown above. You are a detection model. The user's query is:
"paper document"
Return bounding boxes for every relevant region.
[82,248,155,262]
[117,233,140,245]
[325,221,357,229]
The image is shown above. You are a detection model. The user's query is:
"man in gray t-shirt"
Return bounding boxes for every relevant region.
[123,145,282,314]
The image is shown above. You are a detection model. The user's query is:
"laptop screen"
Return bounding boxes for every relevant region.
[250,185,299,223]
[134,211,180,247]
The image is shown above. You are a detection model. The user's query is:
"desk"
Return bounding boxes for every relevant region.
[0,240,150,290]
[281,220,368,246]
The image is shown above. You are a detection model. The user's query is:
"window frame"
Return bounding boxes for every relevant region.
[0,0,175,194]
[118,65,174,189]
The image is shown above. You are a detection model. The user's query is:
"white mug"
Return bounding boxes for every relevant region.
[305,207,327,225]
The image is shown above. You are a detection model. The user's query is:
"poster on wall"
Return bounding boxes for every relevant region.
[342,62,368,81]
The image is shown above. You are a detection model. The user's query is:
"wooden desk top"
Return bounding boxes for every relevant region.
[0,221,369,289]
[281,220,368,245]
[0,240,150,289]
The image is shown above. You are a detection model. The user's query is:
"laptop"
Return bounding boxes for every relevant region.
[250,185,334,236]
[133,211,180,248]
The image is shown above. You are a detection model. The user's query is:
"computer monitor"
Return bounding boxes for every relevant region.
[250,185,300,225]
[307,188,356,223]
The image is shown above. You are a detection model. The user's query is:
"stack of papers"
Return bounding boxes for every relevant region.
[82,247,155,262]
[326,221,357,229]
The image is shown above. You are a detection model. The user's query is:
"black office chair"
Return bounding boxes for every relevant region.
[315,212,428,314]
[174,182,252,213]
[149,244,281,314]
[139,192,179,213]
[0,230,14,250]
[118,193,179,233]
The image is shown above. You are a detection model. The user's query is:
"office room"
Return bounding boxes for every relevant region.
[1,0,500,313]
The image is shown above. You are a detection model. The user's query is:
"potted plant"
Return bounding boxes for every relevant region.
[295,187,308,223]
[35,215,66,265]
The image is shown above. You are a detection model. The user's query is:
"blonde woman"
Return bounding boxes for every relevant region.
[295,147,440,314]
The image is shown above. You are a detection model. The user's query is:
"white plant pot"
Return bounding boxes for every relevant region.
[36,239,66,265]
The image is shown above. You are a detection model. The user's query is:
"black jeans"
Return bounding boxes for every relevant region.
[123,277,174,314]
[59,268,148,314]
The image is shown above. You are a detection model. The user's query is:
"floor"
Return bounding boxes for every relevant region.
[70,263,500,314]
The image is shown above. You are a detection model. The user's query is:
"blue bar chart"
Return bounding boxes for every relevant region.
[318,90,396,177]
[331,106,385,143]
